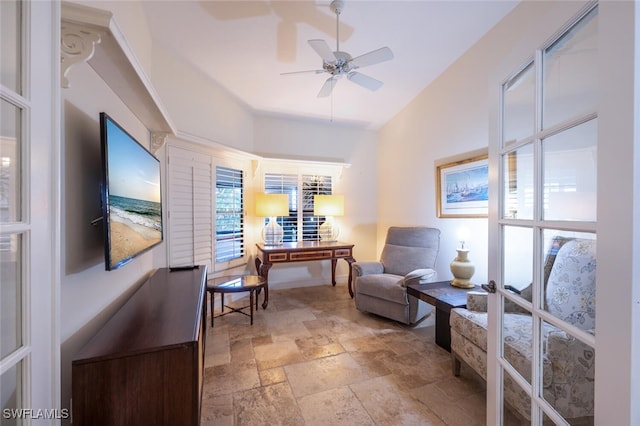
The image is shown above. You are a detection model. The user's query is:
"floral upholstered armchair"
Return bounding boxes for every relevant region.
[449,238,596,421]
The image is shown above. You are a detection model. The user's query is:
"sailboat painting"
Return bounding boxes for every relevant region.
[437,155,489,218]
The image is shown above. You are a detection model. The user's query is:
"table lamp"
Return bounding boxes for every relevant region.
[450,228,475,288]
[256,193,289,245]
[313,194,344,242]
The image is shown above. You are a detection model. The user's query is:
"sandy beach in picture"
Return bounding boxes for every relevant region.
[109,214,162,265]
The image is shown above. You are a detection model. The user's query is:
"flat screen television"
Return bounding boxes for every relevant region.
[100,112,163,270]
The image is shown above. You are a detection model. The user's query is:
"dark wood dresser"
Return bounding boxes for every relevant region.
[72,266,207,425]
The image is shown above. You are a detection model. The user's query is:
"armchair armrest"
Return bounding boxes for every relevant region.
[402,268,437,287]
[466,291,488,312]
[352,261,384,277]
[465,284,533,313]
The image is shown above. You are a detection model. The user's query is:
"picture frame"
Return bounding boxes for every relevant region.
[436,154,489,218]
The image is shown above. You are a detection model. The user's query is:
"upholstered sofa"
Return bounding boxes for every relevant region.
[449,237,596,421]
[352,226,440,325]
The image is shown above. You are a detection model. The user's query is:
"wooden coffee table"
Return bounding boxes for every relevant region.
[207,275,267,326]
[406,280,480,352]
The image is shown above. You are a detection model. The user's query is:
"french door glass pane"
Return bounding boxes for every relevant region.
[503,63,535,146]
[542,230,596,334]
[503,226,532,298]
[503,367,531,424]
[1,233,22,359]
[1,361,21,426]
[0,98,21,223]
[543,7,598,129]
[0,0,21,93]
[542,320,595,424]
[502,144,533,220]
[543,119,597,221]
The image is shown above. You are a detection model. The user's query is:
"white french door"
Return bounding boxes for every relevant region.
[0,0,58,422]
[488,3,598,424]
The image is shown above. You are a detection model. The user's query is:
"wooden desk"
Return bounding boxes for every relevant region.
[406,280,480,352]
[255,241,356,295]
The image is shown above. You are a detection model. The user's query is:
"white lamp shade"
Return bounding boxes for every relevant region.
[255,193,289,217]
[313,195,344,216]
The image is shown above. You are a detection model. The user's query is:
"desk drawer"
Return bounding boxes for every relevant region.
[290,250,333,261]
[334,248,352,258]
[267,253,288,262]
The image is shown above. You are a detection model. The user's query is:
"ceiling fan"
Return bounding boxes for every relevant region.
[282,0,394,98]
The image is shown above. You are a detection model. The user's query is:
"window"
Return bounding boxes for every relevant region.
[264,173,333,241]
[215,165,244,264]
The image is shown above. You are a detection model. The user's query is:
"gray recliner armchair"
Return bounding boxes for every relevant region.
[352,226,440,325]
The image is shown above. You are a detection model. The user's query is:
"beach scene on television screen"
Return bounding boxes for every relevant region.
[107,120,162,266]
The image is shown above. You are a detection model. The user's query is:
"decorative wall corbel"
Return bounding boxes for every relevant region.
[150,132,168,155]
[60,22,101,88]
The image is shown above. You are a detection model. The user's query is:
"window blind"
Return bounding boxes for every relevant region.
[215,165,244,263]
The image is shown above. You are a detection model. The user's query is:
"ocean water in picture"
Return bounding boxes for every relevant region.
[109,195,162,232]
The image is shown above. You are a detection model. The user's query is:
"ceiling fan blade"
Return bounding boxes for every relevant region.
[347,72,384,91]
[350,46,394,69]
[308,39,337,63]
[281,70,325,75]
[317,77,337,98]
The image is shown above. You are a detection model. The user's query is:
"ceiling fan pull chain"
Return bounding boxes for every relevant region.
[336,5,340,52]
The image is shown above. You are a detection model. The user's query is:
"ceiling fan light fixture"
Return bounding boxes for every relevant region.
[281,0,393,98]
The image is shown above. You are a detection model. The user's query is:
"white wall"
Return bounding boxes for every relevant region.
[377,0,594,285]
[152,44,254,152]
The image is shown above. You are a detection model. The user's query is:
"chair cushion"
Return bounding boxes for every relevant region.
[545,239,596,331]
[355,273,407,304]
[450,309,554,387]
[380,227,440,276]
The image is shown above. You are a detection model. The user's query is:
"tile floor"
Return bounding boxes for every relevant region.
[200,281,489,425]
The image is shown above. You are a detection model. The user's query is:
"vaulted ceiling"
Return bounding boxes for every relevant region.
[142,1,519,129]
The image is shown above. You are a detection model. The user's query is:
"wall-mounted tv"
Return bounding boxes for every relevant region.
[100,112,163,270]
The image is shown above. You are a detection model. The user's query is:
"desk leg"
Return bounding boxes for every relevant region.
[255,256,273,281]
[250,290,254,325]
[331,259,338,286]
[261,284,269,310]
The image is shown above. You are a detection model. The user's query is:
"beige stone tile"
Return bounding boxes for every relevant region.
[253,340,305,371]
[411,379,486,426]
[204,359,260,397]
[230,337,254,362]
[297,386,374,426]
[251,334,273,347]
[233,382,304,425]
[350,375,446,425]
[200,392,233,426]
[284,352,372,398]
[201,283,487,425]
[258,367,287,386]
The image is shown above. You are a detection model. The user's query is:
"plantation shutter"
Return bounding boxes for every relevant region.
[215,165,244,265]
[167,146,213,271]
[302,175,332,240]
[264,173,332,241]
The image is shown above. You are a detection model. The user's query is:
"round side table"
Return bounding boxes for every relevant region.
[206,275,268,326]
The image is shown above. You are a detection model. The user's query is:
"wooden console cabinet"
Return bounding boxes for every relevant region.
[72,266,207,425]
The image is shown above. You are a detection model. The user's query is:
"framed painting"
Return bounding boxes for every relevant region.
[436,154,489,218]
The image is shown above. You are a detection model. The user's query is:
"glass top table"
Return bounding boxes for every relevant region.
[206,275,267,326]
